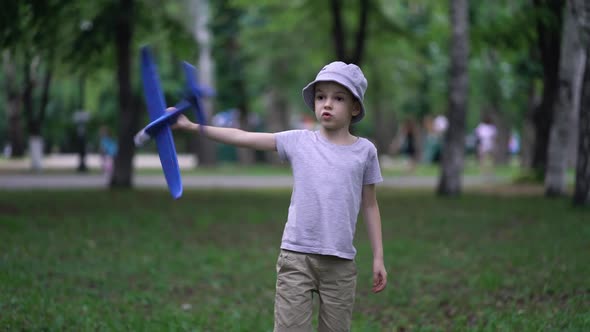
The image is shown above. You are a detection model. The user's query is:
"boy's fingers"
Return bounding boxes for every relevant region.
[166,107,176,112]
[372,272,387,293]
[373,281,384,293]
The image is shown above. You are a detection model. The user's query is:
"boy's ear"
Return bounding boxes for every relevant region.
[352,101,361,117]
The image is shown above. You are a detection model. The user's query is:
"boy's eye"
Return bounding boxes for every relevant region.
[315,95,325,100]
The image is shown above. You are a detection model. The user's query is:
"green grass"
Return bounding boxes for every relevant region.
[1,188,589,331]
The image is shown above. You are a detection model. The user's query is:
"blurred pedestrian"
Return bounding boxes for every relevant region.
[474,115,497,173]
[99,126,117,178]
[400,118,420,173]
[422,115,443,164]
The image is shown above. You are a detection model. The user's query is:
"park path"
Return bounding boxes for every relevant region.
[0,173,503,190]
[0,154,506,190]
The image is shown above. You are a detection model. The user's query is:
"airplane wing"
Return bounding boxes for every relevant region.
[182,62,210,126]
[140,46,183,199]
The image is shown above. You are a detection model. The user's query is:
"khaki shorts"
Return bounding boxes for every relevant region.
[274,249,357,332]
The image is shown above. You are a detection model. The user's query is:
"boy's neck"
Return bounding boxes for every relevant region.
[319,126,357,145]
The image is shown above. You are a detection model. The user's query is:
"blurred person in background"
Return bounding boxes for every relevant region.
[99,126,118,179]
[474,115,497,174]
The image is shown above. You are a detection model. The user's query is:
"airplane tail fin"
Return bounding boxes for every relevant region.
[134,129,150,147]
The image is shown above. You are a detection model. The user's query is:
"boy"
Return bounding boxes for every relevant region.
[170,61,386,331]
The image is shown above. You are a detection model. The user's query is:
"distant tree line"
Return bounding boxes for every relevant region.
[0,0,588,204]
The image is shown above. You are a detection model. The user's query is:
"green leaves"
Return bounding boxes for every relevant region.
[470,0,538,52]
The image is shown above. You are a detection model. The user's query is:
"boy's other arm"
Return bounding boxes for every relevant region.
[171,109,276,151]
[361,184,387,293]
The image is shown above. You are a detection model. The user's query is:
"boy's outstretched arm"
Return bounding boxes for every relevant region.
[361,184,387,293]
[169,108,277,151]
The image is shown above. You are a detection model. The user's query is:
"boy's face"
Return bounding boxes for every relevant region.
[313,81,361,130]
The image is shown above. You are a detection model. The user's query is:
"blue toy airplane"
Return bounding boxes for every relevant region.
[134,46,213,199]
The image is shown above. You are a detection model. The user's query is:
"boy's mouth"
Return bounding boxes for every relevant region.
[321,112,333,119]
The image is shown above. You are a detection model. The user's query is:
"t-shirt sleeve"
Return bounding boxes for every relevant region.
[274,130,303,162]
[364,145,383,185]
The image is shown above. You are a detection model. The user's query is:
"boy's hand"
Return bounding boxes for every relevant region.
[372,258,387,293]
[166,107,195,131]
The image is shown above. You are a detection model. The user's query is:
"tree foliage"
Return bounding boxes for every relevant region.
[1,0,587,198]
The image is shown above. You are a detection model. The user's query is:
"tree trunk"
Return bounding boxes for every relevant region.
[572,0,590,206]
[234,44,255,165]
[191,0,217,167]
[574,53,590,205]
[437,0,469,196]
[352,0,369,65]
[29,136,43,172]
[329,0,369,65]
[521,82,542,168]
[531,0,564,179]
[210,0,255,165]
[369,62,396,156]
[482,104,510,166]
[230,18,254,165]
[22,55,35,135]
[373,101,396,158]
[22,55,52,137]
[263,86,290,165]
[484,50,511,165]
[236,94,256,165]
[567,50,585,168]
[493,114,511,165]
[330,0,346,61]
[2,51,25,157]
[29,68,52,172]
[22,53,53,172]
[111,0,137,188]
[546,0,585,196]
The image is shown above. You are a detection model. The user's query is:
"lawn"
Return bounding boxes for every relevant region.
[0,188,588,331]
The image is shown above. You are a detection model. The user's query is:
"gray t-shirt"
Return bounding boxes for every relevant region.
[275,129,383,259]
